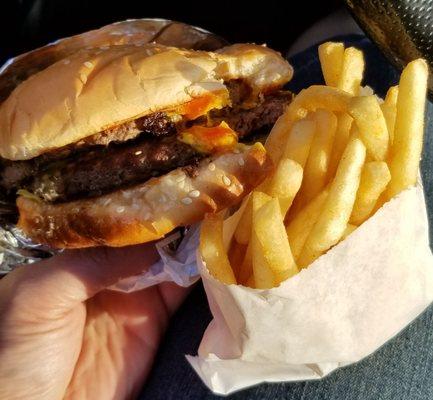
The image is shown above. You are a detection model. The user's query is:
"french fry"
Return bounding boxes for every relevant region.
[359,86,374,96]
[300,109,337,203]
[286,189,329,260]
[318,42,345,87]
[265,112,293,163]
[245,274,255,288]
[381,86,399,145]
[252,230,275,289]
[238,241,252,285]
[350,161,391,225]
[200,214,236,284]
[266,86,352,163]
[349,95,389,161]
[266,158,303,217]
[342,223,357,240]
[228,240,247,280]
[282,119,316,167]
[288,86,353,117]
[338,47,364,95]
[233,198,253,245]
[254,198,298,284]
[252,192,273,213]
[298,137,366,267]
[245,191,273,286]
[328,113,353,179]
[349,123,361,140]
[234,189,273,246]
[386,59,428,200]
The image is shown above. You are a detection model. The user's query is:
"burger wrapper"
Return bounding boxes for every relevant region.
[187,182,433,395]
[110,226,201,292]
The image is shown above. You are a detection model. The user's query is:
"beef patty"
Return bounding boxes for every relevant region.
[30,136,201,202]
[0,90,292,203]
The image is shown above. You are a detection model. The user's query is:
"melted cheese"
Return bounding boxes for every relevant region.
[175,91,229,120]
[178,122,238,153]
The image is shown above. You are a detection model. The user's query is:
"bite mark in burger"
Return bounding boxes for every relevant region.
[0,43,293,248]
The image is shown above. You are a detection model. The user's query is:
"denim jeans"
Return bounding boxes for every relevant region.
[139,36,433,400]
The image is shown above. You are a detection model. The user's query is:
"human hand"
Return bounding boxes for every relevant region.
[0,244,189,400]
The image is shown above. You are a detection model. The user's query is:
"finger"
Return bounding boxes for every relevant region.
[0,244,159,310]
[157,281,193,316]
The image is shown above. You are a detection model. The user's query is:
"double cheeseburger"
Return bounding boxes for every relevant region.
[0,43,293,248]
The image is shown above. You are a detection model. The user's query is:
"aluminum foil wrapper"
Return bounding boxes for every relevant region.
[0,19,227,285]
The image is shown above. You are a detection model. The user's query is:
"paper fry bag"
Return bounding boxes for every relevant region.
[187,183,433,395]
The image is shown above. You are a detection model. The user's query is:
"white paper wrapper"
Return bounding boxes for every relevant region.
[187,183,433,395]
[110,225,200,292]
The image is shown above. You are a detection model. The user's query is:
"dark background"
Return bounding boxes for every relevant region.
[1,0,341,64]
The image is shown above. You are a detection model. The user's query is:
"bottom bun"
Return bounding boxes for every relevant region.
[17,143,272,248]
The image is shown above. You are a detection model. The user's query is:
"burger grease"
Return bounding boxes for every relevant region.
[0,43,293,248]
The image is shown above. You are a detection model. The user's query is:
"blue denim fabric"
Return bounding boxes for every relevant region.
[139,36,433,400]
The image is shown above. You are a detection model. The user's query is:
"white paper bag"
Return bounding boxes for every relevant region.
[187,183,433,395]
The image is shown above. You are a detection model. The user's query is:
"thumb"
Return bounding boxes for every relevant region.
[0,244,159,311]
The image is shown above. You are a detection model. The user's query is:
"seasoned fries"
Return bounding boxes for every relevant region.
[342,223,357,240]
[386,59,428,199]
[266,86,351,163]
[298,138,366,267]
[200,43,428,289]
[318,42,345,87]
[253,198,298,283]
[338,47,365,95]
[350,161,391,225]
[233,198,253,245]
[286,189,329,260]
[251,229,275,289]
[381,86,399,145]
[266,158,303,217]
[328,113,353,179]
[349,95,389,161]
[200,214,236,284]
[282,119,315,167]
[300,109,337,203]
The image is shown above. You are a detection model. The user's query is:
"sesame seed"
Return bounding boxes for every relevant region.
[102,199,111,206]
[208,162,216,171]
[133,203,140,210]
[233,148,240,154]
[80,74,87,84]
[189,190,200,198]
[85,46,93,50]
[84,61,93,68]
[116,206,125,213]
[63,59,70,65]
[139,186,149,193]
[134,150,142,155]
[135,43,142,47]
[238,158,245,166]
[176,173,186,182]
[222,176,231,186]
[100,45,109,50]
[160,194,167,203]
[181,197,193,205]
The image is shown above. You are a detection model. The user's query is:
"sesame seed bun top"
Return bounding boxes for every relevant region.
[0,43,292,161]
